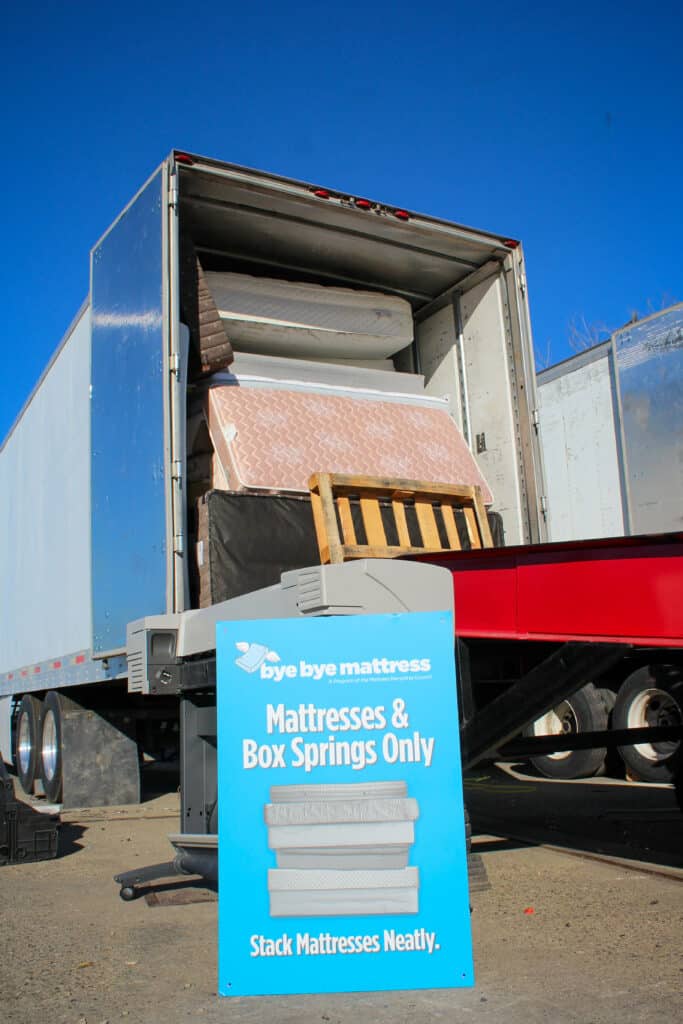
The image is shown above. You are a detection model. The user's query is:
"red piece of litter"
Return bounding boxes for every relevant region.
[523,907,535,915]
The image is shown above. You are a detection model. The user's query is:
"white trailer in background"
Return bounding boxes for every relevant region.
[538,303,683,542]
[531,305,683,781]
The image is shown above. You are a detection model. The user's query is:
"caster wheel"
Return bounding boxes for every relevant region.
[119,886,137,902]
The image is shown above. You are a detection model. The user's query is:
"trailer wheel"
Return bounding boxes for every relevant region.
[525,683,608,779]
[39,691,64,803]
[14,695,42,794]
[613,666,682,783]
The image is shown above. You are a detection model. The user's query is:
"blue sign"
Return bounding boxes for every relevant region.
[216,611,473,997]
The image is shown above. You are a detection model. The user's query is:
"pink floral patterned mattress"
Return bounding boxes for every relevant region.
[205,385,493,503]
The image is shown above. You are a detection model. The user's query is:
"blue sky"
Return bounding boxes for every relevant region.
[2,1,681,441]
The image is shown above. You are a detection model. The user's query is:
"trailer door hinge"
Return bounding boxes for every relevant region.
[172,460,182,482]
[169,183,179,211]
[532,407,540,432]
[540,495,548,519]
[170,352,180,376]
[173,533,184,555]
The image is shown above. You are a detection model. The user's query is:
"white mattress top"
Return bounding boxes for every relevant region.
[267,866,419,891]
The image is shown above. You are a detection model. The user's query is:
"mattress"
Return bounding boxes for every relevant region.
[264,796,419,825]
[269,781,408,802]
[265,781,420,893]
[205,384,494,502]
[267,867,419,917]
[268,821,414,849]
[227,351,426,395]
[193,491,320,607]
[204,272,413,360]
[273,847,412,870]
[268,821,415,870]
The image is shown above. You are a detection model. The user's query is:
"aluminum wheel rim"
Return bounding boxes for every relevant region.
[18,713,32,775]
[41,709,59,782]
[532,701,577,761]
[626,687,681,762]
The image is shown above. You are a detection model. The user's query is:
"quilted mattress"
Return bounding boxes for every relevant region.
[204,271,413,359]
[267,867,419,917]
[205,383,493,503]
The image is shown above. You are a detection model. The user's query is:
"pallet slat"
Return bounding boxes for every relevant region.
[440,503,461,551]
[337,496,357,546]
[392,499,411,547]
[414,500,442,550]
[359,496,387,547]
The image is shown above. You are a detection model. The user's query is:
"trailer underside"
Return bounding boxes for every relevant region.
[416,532,683,769]
[113,537,683,898]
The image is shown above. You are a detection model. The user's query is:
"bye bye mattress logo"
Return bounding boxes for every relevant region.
[235,642,432,682]
[235,642,282,674]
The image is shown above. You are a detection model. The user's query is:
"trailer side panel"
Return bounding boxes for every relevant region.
[538,345,625,541]
[0,309,92,674]
[90,168,168,653]
[614,304,683,534]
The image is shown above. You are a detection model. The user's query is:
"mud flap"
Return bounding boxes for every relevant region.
[61,697,140,808]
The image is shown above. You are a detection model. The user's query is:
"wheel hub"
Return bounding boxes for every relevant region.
[532,701,578,761]
[627,687,682,762]
[41,710,58,781]
[17,715,32,775]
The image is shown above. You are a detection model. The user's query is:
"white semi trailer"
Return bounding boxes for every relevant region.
[0,151,546,807]
[532,305,683,782]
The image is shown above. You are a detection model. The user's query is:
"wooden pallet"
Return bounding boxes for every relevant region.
[308,473,493,565]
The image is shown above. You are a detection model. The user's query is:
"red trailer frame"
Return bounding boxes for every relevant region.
[421,532,683,647]
[416,533,683,771]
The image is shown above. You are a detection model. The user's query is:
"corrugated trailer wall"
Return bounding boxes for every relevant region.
[537,344,626,541]
[613,304,683,534]
[460,274,528,545]
[0,308,93,673]
[416,271,537,546]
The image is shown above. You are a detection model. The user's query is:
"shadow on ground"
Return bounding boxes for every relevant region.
[465,764,683,870]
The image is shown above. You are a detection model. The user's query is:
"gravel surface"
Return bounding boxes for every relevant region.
[2,783,681,1024]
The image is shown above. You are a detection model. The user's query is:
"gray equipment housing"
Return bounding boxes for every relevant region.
[127,558,454,695]
[115,559,454,895]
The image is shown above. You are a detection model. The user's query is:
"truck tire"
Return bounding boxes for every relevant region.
[525,683,608,779]
[613,666,682,783]
[39,691,64,803]
[14,694,42,795]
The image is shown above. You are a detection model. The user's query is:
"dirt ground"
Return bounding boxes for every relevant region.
[1,769,681,1024]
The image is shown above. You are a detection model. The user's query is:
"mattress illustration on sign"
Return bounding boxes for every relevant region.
[268,821,415,869]
[204,384,493,502]
[268,867,420,917]
[204,271,414,360]
[265,781,420,916]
